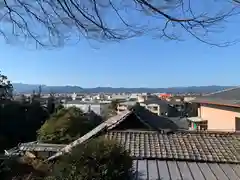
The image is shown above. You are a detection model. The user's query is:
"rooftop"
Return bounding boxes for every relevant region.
[192,87,240,107]
[104,130,240,164]
[133,159,240,180]
[65,100,110,105]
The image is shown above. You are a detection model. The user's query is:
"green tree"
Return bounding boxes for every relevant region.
[0,156,50,180]
[55,104,64,112]
[102,100,119,120]
[47,93,56,115]
[110,100,120,111]
[0,101,49,152]
[0,72,13,101]
[37,107,100,144]
[46,138,133,180]
[0,73,49,152]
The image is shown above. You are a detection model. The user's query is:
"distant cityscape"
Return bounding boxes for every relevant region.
[12,83,234,94]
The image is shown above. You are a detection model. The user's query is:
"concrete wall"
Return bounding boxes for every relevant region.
[199,104,240,132]
[64,103,110,116]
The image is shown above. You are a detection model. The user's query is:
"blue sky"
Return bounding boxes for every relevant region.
[1,23,240,88]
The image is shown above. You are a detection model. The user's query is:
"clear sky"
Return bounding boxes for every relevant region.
[1,20,240,88]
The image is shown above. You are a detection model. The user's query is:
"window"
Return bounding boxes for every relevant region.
[152,106,158,111]
[235,117,240,131]
[199,121,208,131]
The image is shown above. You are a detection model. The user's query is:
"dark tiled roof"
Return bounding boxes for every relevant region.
[192,97,240,106]
[132,106,179,131]
[104,131,240,163]
[142,98,168,106]
[205,87,240,100]
[18,142,66,152]
[192,87,240,106]
[169,117,189,129]
[133,159,240,180]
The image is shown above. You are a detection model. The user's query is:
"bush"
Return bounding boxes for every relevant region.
[37,107,99,144]
[0,156,50,180]
[46,138,133,180]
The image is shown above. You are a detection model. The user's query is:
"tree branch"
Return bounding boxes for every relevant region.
[0,0,238,47]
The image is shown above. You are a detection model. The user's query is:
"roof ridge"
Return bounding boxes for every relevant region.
[107,130,240,136]
[47,110,132,161]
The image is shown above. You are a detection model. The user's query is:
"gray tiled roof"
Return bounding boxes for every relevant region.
[192,87,240,106]
[48,110,131,160]
[18,142,66,152]
[104,131,240,164]
[142,98,168,106]
[191,97,240,106]
[133,159,240,180]
[205,87,240,100]
[132,106,179,131]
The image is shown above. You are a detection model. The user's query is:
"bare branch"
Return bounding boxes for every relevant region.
[0,0,238,47]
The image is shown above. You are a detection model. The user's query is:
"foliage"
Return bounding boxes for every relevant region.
[102,100,119,120]
[0,101,49,152]
[0,73,50,152]
[46,95,56,115]
[46,138,133,180]
[37,107,101,144]
[55,104,64,112]
[0,72,13,100]
[0,156,50,180]
[110,100,120,111]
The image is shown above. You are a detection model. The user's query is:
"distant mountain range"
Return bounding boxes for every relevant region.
[12,83,235,94]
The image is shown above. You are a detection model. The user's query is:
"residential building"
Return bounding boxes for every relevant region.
[159,93,172,100]
[140,96,169,116]
[7,109,240,180]
[188,87,240,132]
[117,101,137,113]
[63,100,111,116]
[110,93,130,101]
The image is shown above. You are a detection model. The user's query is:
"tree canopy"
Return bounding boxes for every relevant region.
[37,107,102,144]
[0,100,49,152]
[46,137,133,180]
[0,72,52,152]
[0,0,239,47]
[1,138,133,180]
[0,72,13,100]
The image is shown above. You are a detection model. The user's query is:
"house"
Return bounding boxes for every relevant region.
[5,108,180,158]
[188,87,240,132]
[159,93,172,100]
[117,101,137,113]
[110,93,130,101]
[140,97,169,116]
[6,109,240,180]
[63,100,111,116]
[48,110,240,180]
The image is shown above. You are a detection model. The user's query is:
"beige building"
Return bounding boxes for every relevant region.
[188,87,240,132]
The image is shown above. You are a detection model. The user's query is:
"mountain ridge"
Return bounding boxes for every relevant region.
[12,83,235,94]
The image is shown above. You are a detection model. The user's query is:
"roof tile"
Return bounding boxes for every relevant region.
[104,131,240,164]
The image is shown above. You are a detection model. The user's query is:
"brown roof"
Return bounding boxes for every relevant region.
[104,130,240,164]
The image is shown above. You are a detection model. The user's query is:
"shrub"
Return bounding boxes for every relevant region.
[0,156,50,180]
[46,137,133,180]
[37,107,99,144]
